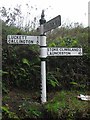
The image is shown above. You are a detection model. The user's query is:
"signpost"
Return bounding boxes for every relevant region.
[7,10,83,104]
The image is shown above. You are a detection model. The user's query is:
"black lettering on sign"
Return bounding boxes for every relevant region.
[19,40,25,43]
[8,35,27,40]
[59,52,61,54]
[31,41,33,43]
[13,39,18,44]
[50,52,52,55]
[54,52,58,54]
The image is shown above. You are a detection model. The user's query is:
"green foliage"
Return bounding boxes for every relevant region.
[45,91,89,119]
[2,83,9,94]
[48,42,56,47]
[2,106,19,119]
[47,72,59,88]
[2,90,89,119]
[2,24,40,89]
[22,58,30,66]
[18,101,42,118]
[48,36,79,47]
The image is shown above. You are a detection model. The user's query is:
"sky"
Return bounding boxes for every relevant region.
[0,0,89,27]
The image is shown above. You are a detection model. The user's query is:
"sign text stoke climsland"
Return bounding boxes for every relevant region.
[47,47,83,56]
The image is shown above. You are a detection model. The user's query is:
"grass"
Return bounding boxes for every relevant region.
[45,90,89,119]
[2,89,90,119]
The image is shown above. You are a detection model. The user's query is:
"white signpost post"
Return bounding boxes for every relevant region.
[88,1,90,27]
[7,10,83,104]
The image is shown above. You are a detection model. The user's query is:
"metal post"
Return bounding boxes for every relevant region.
[39,10,47,103]
[88,1,90,27]
[88,1,90,46]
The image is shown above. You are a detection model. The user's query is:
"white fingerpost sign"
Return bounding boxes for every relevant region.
[47,47,83,56]
[7,10,83,104]
[43,15,61,33]
[7,35,40,45]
